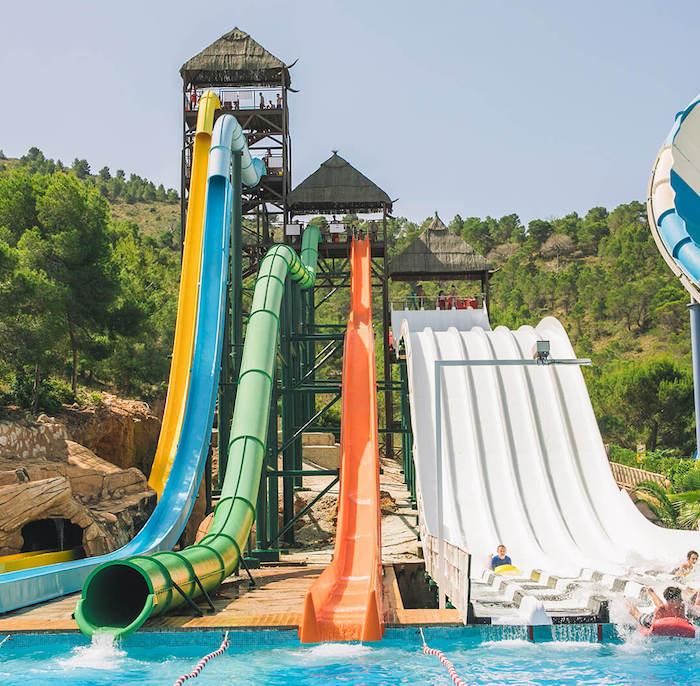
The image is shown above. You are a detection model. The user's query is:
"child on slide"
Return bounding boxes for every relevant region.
[627,586,687,629]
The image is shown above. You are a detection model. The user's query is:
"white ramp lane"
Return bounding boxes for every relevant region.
[400,314,700,620]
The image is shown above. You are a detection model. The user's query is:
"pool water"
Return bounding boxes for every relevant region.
[0,626,698,686]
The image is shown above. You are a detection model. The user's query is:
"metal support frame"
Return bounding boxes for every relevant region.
[433,356,591,609]
[180,58,400,562]
[689,300,700,459]
[381,205,395,462]
[398,355,416,506]
[181,63,292,521]
[255,266,344,555]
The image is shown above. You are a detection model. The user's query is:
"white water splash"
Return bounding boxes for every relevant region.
[0,636,10,649]
[481,639,532,648]
[518,596,552,625]
[546,639,601,651]
[57,632,125,670]
[297,642,373,661]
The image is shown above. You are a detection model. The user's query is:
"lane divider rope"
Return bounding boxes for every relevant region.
[173,630,230,686]
[420,628,469,686]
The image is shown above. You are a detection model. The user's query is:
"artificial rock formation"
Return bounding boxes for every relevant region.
[0,416,155,557]
[59,394,161,475]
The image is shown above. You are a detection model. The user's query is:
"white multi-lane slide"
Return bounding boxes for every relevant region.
[397,309,700,620]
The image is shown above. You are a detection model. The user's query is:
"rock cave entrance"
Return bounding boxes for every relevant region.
[20,518,85,554]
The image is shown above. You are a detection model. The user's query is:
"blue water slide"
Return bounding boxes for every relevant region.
[649,93,700,296]
[0,115,262,612]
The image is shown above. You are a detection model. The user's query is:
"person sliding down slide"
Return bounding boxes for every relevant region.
[673,550,698,579]
[491,545,512,570]
[490,544,520,575]
[627,586,696,637]
[628,586,686,629]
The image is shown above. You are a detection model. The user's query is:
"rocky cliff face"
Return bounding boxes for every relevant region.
[0,411,156,557]
[59,394,161,475]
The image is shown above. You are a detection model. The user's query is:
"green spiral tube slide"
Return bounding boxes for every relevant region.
[75,228,320,638]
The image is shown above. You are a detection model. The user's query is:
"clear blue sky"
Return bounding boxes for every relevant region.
[1,1,698,224]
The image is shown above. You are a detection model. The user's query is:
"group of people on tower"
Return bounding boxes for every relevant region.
[408,284,478,311]
[259,92,283,109]
[186,86,283,112]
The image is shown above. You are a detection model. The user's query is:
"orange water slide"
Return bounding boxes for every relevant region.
[299,238,384,643]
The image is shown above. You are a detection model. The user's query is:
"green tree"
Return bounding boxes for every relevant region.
[551,212,581,244]
[71,158,91,179]
[0,170,38,245]
[494,213,525,244]
[0,240,65,411]
[25,173,119,393]
[98,221,177,393]
[579,207,609,254]
[461,216,496,254]
[527,219,553,247]
[592,358,693,452]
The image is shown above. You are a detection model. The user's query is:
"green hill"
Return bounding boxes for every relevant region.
[0,147,695,460]
[110,201,180,241]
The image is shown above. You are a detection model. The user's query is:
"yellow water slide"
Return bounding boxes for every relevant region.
[0,549,79,573]
[148,91,220,495]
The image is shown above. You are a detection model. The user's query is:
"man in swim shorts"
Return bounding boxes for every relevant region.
[628,586,686,627]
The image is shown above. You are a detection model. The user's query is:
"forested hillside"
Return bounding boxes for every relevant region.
[0,147,695,460]
[385,203,694,457]
[0,149,181,411]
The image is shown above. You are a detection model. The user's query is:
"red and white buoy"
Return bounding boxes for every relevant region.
[173,631,230,686]
[420,628,469,686]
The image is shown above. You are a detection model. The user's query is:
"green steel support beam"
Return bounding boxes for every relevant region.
[399,356,416,504]
[289,333,344,341]
[269,476,340,547]
[270,469,338,477]
[280,279,296,544]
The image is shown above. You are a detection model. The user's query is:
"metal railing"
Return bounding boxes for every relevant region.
[392,294,485,311]
[186,88,283,112]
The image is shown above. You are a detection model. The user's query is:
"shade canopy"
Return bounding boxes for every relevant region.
[180,27,291,87]
[390,213,491,281]
[288,152,392,215]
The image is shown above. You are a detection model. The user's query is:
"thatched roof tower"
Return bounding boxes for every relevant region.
[288,152,392,215]
[180,27,291,87]
[390,212,492,282]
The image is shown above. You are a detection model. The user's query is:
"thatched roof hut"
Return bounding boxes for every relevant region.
[180,27,291,87]
[390,213,492,282]
[288,152,392,215]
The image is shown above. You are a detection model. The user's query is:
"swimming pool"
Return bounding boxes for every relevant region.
[0,626,697,685]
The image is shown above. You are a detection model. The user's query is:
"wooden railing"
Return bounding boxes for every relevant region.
[418,495,470,620]
[609,461,669,491]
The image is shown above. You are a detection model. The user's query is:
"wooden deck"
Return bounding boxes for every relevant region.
[0,564,460,634]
